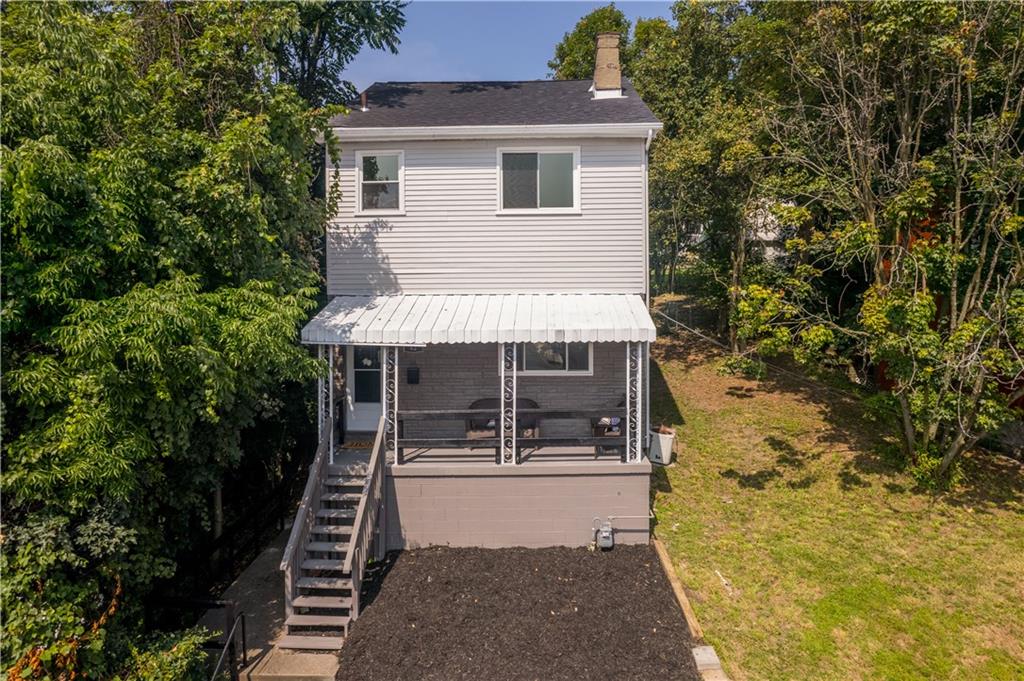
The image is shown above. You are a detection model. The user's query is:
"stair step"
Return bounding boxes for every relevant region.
[306,541,348,553]
[286,614,351,628]
[325,476,364,487]
[302,559,345,571]
[276,634,346,651]
[311,525,352,536]
[316,508,356,519]
[298,574,352,589]
[328,463,367,476]
[293,595,353,609]
[321,492,362,503]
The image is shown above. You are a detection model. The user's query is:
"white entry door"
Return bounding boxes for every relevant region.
[346,346,383,433]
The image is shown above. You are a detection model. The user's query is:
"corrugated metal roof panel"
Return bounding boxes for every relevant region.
[301,294,656,345]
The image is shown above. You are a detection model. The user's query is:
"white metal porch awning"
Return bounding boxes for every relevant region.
[301,293,657,345]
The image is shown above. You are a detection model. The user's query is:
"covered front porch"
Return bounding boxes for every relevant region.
[303,293,656,469]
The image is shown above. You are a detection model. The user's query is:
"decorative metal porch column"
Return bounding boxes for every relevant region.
[499,343,518,464]
[625,341,643,463]
[328,345,335,463]
[317,345,326,439]
[384,347,399,464]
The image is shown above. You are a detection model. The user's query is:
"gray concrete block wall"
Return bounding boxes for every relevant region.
[384,462,651,549]
[397,343,627,438]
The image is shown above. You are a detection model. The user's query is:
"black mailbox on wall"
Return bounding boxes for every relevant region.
[406,367,420,385]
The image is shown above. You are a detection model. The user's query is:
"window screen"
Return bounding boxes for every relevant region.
[501,153,537,209]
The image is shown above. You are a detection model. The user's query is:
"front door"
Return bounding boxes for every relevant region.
[346,345,383,433]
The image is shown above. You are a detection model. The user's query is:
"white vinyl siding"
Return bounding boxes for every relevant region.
[326,138,646,295]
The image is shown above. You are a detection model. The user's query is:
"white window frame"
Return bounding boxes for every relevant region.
[512,342,594,376]
[355,149,405,216]
[496,146,581,215]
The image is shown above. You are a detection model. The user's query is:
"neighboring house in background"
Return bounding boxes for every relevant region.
[680,199,791,263]
[277,33,663,650]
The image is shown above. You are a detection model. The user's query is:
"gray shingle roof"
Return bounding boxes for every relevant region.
[330,79,660,128]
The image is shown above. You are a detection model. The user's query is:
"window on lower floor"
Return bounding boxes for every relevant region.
[353,346,382,402]
[516,342,592,375]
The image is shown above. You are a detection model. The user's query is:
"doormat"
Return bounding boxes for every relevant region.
[342,440,374,449]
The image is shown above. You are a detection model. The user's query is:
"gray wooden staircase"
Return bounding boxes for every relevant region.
[278,419,386,652]
[277,464,364,650]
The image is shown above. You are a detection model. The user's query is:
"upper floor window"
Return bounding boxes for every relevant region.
[356,150,404,214]
[497,147,580,214]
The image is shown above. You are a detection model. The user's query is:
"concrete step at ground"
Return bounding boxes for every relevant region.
[306,541,348,553]
[285,614,351,629]
[248,648,338,681]
[310,525,352,536]
[297,576,352,590]
[315,508,355,520]
[275,635,345,651]
[293,595,353,609]
[301,559,345,571]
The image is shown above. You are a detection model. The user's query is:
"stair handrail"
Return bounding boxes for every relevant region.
[279,415,333,621]
[343,415,386,619]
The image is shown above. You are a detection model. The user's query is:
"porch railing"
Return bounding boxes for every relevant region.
[279,415,333,621]
[396,408,628,456]
[343,416,387,620]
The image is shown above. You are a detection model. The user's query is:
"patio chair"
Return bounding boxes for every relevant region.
[591,395,626,455]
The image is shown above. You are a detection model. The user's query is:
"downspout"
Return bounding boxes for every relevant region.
[643,129,654,452]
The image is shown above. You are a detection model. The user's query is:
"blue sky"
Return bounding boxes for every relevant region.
[343,1,674,90]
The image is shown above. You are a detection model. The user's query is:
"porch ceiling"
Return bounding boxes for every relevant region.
[301,293,656,345]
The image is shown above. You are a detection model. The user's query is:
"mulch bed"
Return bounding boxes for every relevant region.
[336,545,700,681]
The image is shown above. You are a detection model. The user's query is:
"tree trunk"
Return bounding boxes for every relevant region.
[896,393,917,462]
[211,481,224,568]
[729,221,746,355]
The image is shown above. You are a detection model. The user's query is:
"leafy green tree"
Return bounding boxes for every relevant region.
[627,3,773,350]
[548,3,632,80]
[734,1,1024,480]
[274,0,406,107]
[0,1,390,675]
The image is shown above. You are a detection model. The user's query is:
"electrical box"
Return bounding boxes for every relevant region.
[596,521,614,549]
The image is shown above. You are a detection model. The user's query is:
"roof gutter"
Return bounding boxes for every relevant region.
[332,122,663,142]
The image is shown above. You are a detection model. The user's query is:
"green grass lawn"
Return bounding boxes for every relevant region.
[649,306,1024,681]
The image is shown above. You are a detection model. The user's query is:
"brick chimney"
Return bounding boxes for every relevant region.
[593,32,622,98]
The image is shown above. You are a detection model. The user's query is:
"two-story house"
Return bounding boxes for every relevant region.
[278,33,663,650]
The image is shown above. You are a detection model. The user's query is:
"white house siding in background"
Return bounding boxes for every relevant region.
[325,138,647,295]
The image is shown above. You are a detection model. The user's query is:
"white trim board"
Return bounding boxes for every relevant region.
[333,122,662,142]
